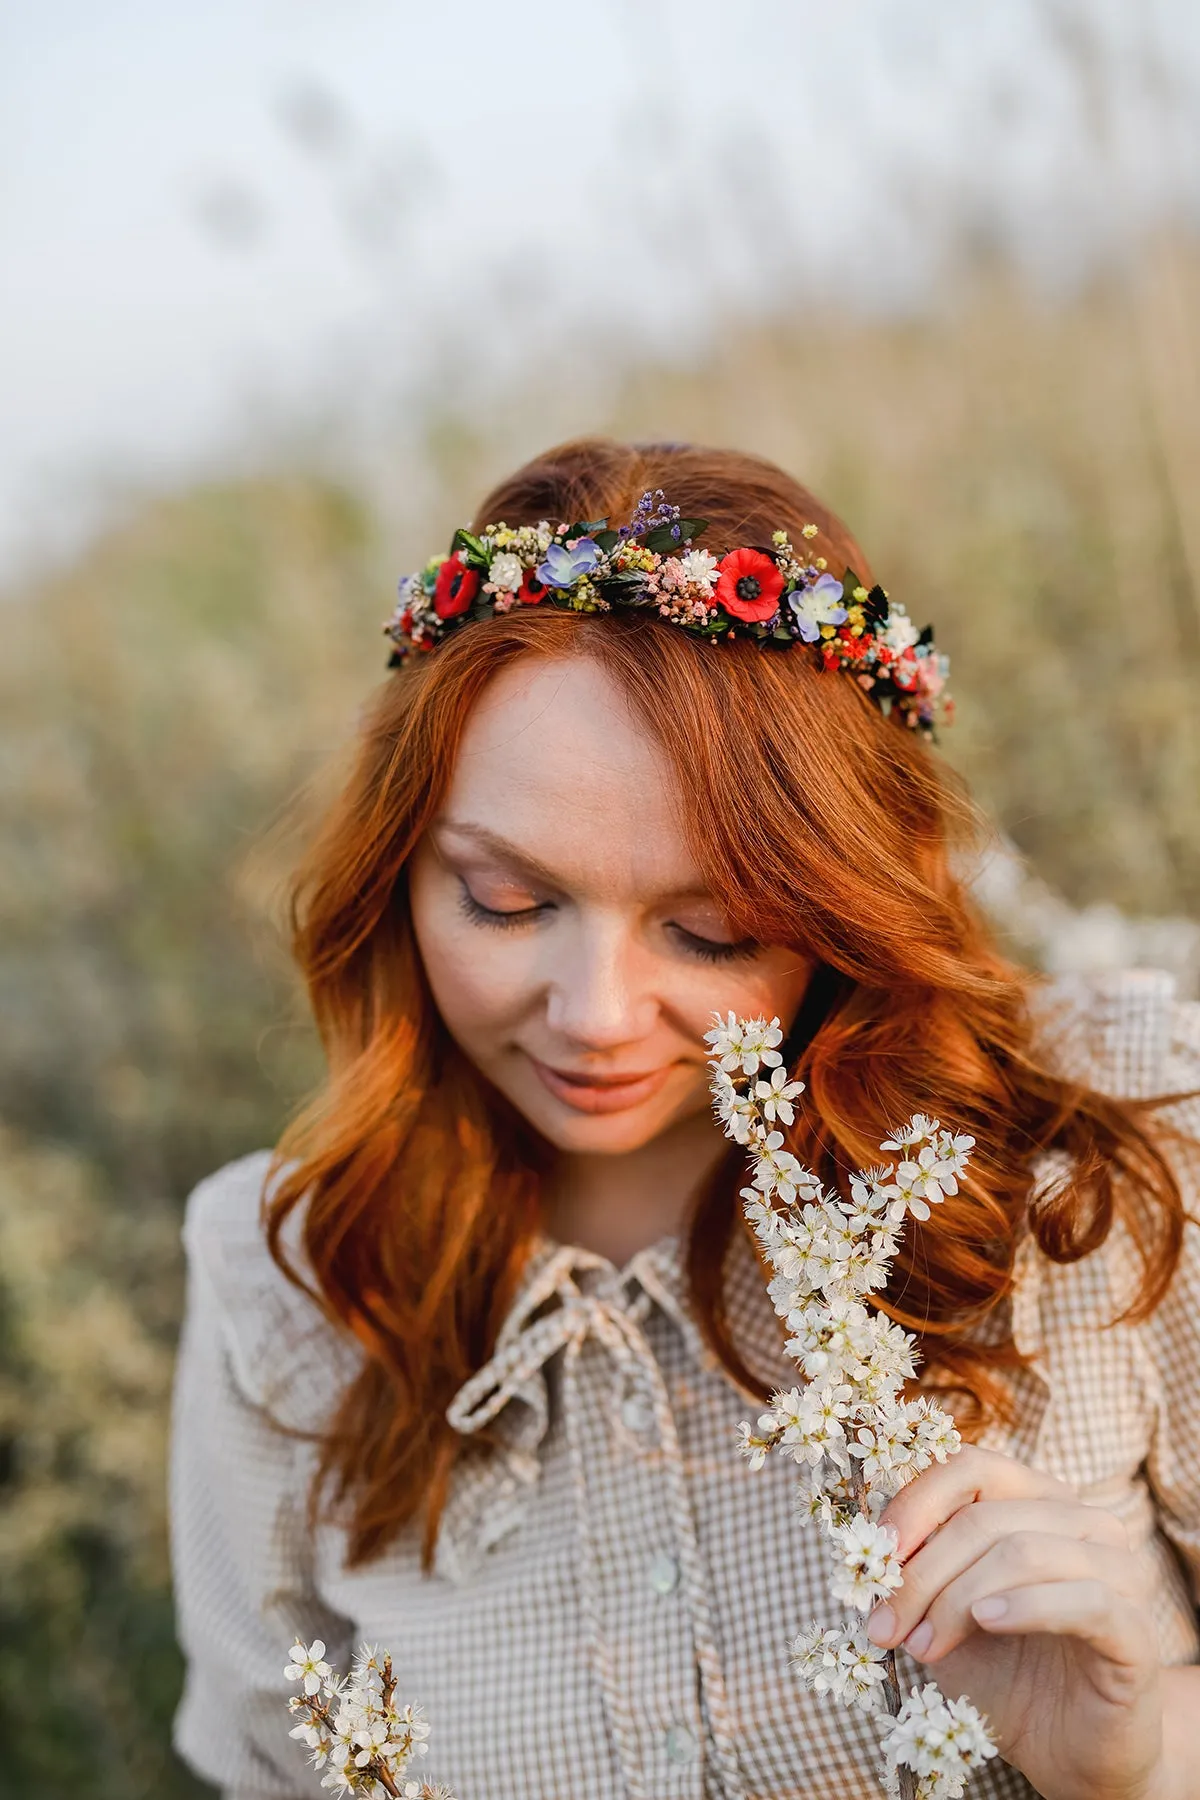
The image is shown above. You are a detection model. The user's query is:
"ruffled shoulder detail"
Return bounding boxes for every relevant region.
[993,970,1200,1485]
[1030,966,1196,1101]
[182,1149,362,1433]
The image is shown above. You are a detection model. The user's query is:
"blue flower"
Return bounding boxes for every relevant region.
[788,572,848,643]
[538,537,604,590]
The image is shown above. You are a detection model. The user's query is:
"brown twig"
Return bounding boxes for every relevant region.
[848,1461,916,1800]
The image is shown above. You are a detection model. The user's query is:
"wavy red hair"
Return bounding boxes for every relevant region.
[265,438,1189,1566]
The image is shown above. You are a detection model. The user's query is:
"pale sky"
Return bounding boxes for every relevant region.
[2,0,1197,585]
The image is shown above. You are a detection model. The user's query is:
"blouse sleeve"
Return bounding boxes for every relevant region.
[169,1154,355,1800]
[1141,999,1200,1606]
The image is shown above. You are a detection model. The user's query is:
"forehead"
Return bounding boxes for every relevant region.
[439,655,702,896]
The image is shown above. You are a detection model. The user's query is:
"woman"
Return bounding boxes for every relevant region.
[169,438,1200,1800]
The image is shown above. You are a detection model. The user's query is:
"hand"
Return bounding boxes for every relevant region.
[866,1445,1168,1800]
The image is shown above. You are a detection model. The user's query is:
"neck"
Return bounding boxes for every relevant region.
[541,1107,729,1268]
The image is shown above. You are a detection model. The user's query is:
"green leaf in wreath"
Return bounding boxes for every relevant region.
[451,528,489,566]
[641,516,709,555]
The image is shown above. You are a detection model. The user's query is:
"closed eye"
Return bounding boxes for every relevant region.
[457,884,549,929]
[667,922,761,964]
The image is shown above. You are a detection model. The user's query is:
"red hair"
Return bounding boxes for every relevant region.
[265,438,1188,1566]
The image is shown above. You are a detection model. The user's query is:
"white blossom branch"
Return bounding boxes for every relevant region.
[706,1010,998,1800]
[284,1639,456,1799]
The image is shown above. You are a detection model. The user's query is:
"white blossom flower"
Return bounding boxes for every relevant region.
[704,1026,993,1790]
[792,1620,892,1711]
[704,1010,784,1075]
[736,1418,772,1469]
[881,1683,998,1789]
[911,1398,962,1466]
[829,1514,904,1611]
[932,1129,976,1191]
[754,1063,805,1125]
[881,1160,934,1223]
[286,1639,333,1696]
[752,1133,822,1207]
[881,1114,940,1152]
[741,1189,784,1241]
[713,1068,764,1144]
[841,1167,894,1233]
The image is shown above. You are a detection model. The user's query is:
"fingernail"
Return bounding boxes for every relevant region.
[904,1620,933,1658]
[866,1604,895,1646]
[972,1596,1008,1624]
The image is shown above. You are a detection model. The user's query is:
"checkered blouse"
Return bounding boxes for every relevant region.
[169,969,1200,1800]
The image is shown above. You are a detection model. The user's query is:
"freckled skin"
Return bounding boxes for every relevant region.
[408,655,813,1261]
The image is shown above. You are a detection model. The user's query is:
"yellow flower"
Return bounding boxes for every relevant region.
[853,585,869,602]
[820,623,837,640]
[815,557,828,571]
[772,529,789,547]
[801,523,819,540]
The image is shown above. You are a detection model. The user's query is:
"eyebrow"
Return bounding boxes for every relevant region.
[433,818,715,903]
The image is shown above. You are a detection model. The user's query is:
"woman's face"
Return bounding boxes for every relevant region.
[408,655,814,1156]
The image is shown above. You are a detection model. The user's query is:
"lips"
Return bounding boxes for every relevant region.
[527,1054,676,1116]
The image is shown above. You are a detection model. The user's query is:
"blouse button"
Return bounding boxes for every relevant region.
[648,1551,680,1595]
[665,1726,697,1764]
[620,1393,655,1433]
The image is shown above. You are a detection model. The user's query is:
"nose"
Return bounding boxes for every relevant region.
[543,912,657,1051]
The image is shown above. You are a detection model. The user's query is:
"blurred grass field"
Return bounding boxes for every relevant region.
[2,241,1198,1796]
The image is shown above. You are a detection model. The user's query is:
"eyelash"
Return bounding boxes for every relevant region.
[455,884,758,963]
[456,887,545,932]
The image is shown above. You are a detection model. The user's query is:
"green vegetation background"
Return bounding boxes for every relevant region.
[2,245,1198,1797]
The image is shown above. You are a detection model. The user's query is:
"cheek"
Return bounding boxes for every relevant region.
[410,887,536,1046]
[680,951,813,1035]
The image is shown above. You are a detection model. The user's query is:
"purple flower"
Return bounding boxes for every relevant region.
[788,572,848,643]
[622,488,681,542]
[538,537,604,589]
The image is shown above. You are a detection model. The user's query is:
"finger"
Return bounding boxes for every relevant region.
[970,1579,1158,1672]
[902,1537,1147,1665]
[867,1499,1130,1648]
[880,1444,1077,1559]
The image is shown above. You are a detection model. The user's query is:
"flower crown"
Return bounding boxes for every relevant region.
[383,489,951,736]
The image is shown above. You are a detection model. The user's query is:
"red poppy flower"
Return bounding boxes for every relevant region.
[433,557,481,619]
[715,548,784,622]
[517,568,550,605]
